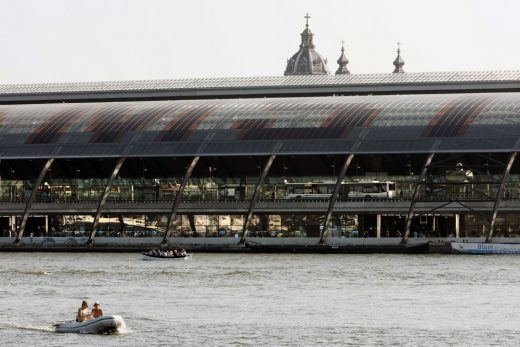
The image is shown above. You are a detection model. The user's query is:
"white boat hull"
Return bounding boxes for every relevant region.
[54,315,126,334]
[451,242,520,254]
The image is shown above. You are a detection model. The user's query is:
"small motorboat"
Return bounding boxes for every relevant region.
[142,252,191,260]
[54,315,126,334]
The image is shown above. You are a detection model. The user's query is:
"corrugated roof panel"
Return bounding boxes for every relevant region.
[3,70,520,96]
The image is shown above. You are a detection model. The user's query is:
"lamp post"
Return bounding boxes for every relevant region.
[10,169,15,201]
[48,168,52,201]
[142,167,147,201]
[208,165,216,200]
[354,163,361,183]
[75,168,80,201]
[209,165,216,177]
[406,162,413,197]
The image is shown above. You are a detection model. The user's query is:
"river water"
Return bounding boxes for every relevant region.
[1,252,519,346]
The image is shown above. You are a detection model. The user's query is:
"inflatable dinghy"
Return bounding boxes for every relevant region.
[54,315,126,334]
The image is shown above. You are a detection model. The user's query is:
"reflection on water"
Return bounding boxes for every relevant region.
[1,253,520,346]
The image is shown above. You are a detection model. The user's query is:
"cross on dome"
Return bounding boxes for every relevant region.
[304,13,311,28]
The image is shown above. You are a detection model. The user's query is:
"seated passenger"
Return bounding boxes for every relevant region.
[180,249,187,257]
[91,301,103,318]
[76,300,92,322]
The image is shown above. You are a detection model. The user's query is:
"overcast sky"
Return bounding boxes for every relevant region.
[1,0,519,84]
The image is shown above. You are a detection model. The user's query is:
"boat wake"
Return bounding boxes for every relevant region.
[1,320,54,333]
[19,270,54,276]
[221,270,252,276]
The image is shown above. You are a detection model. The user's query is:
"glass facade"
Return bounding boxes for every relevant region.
[0,153,517,240]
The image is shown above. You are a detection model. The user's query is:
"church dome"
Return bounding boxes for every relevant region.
[284,14,330,76]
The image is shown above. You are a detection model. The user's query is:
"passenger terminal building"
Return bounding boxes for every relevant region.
[1,17,520,249]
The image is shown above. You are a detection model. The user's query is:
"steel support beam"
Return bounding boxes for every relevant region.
[486,152,516,242]
[162,156,199,244]
[402,153,435,243]
[87,158,125,244]
[15,159,54,243]
[239,155,276,244]
[319,154,354,244]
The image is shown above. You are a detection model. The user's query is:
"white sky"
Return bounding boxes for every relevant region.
[1,0,520,84]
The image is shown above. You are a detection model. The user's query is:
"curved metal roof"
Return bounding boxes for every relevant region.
[2,70,520,103]
[0,92,519,159]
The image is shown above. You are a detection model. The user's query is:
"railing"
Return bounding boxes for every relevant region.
[6,196,520,205]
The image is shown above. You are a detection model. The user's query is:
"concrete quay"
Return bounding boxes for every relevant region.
[0,236,506,254]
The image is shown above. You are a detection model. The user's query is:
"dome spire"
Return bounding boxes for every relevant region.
[300,13,314,49]
[393,41,405,73]
[305,13,310,28]
[284,14,330,76]
[335,41,350,75]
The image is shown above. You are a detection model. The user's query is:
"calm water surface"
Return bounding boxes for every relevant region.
[1,252,519,346]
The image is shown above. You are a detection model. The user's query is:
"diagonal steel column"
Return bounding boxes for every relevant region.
[402,153,435,243]
[319,154,354,244]
[15,159,54,243]
[87,158,126,244]
[239,155,276,245]
[486,152,516,242]
[162,156,199,244]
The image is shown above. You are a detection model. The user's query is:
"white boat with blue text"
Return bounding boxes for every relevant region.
[451,242,520,254]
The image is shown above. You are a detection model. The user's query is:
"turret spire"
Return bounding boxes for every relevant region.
[335,41,350,75]
[393,41,405,73]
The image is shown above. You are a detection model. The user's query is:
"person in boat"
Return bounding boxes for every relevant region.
[91,301,103,318]
[76,300,92,322]
[180,249,187,257]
